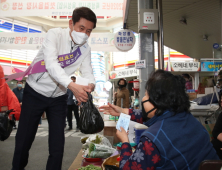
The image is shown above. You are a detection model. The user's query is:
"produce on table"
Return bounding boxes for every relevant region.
[78,164,101,170]
[89,143,95,155]
[81,137,89,144]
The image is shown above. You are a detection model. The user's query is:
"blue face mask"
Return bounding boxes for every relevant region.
[17,84,22,88]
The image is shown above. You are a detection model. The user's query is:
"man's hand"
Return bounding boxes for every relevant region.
[88,83,95,91]
[68,82,91,103]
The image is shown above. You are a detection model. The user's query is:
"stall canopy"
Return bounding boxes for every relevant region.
[123,0,221,60]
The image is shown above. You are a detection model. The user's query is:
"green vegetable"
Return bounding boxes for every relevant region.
[89,143,95,155]
[81,137,89,144]
[78,164,101,170]
[91,135,102,144]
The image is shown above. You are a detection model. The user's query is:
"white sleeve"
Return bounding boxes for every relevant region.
[42,29,72,88]
[79,48,96,85]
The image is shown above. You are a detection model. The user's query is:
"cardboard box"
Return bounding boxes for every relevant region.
[103,121,121,145]
[188,92,197,100]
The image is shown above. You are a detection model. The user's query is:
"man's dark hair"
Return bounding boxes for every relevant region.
[71,76,76,80]
[146,70,190,116]
[17,80,23,83]
[72,7,97,29]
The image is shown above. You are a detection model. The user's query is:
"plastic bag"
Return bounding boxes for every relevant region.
[79,93,104,134]
[82,134,112,148]
[90,151,113,159]
[81,135,113,150]
[0,110,15,141]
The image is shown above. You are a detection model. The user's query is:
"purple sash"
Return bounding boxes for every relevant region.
[4,47,81,82]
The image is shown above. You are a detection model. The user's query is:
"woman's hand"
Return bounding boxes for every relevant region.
[99,103,122,117]
[116,127,129,143]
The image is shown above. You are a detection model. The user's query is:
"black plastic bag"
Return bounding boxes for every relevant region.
[0,109,15,141]
[79,93,104,134]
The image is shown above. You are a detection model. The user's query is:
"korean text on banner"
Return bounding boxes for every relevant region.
[171,62,200,72]
[0,0,123,17]
[0,32,119,52]
[201,62,222,72]
[109,68,139,79]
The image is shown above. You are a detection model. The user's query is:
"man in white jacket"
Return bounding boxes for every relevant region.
[12,7,96,170]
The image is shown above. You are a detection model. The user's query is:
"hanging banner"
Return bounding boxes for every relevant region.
[201,62,222,72]
[114,29,136,52]
[109,68,139,79]
[0,0,123,17]
[0,32,119,52]
[0,32,46,50]
[171,62,200,72]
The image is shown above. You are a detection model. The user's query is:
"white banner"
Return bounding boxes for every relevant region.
[89,33,118,52]
[109,68,139,79]
[0,32,119,52]
[0,0,123,17]
[171,62,201,72]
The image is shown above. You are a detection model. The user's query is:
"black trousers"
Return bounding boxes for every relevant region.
[12,83,67,170]
[67,104,79,129]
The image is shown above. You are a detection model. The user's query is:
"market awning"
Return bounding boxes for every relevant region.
[123,0,221,60]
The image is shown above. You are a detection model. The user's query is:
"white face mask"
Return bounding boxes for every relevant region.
[71,29,89,45]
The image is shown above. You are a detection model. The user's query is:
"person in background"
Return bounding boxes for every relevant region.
[0,65,21,126]
[114,78,130,108]
[212,92,222,158]
[66,76,80,132]
[183,73,193,90]
[100,70,219,170]
[12,80,24,106]
[12,80,24,129]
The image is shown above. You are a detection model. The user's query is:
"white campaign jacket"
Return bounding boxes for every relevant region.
[26,27,95,98]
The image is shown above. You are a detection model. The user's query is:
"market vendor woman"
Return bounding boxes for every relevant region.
[99,70,219,170]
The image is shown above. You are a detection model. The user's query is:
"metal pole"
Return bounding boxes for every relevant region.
[157,0,164,69]
[138,0,155,106]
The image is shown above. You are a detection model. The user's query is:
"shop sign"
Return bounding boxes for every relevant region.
[135,60,146,69]
[114,29,136,52]
[109,68,139,79]
[171,62,200,72]
[0,0,123,17]
[213,43,220,49]
[0,32,119,51]
[201,62,222,72]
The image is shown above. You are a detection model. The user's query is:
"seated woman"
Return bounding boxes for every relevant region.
[211,92,222,158]
[100,70,219,170]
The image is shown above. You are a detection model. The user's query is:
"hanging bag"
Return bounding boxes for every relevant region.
[79,93,104,134]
